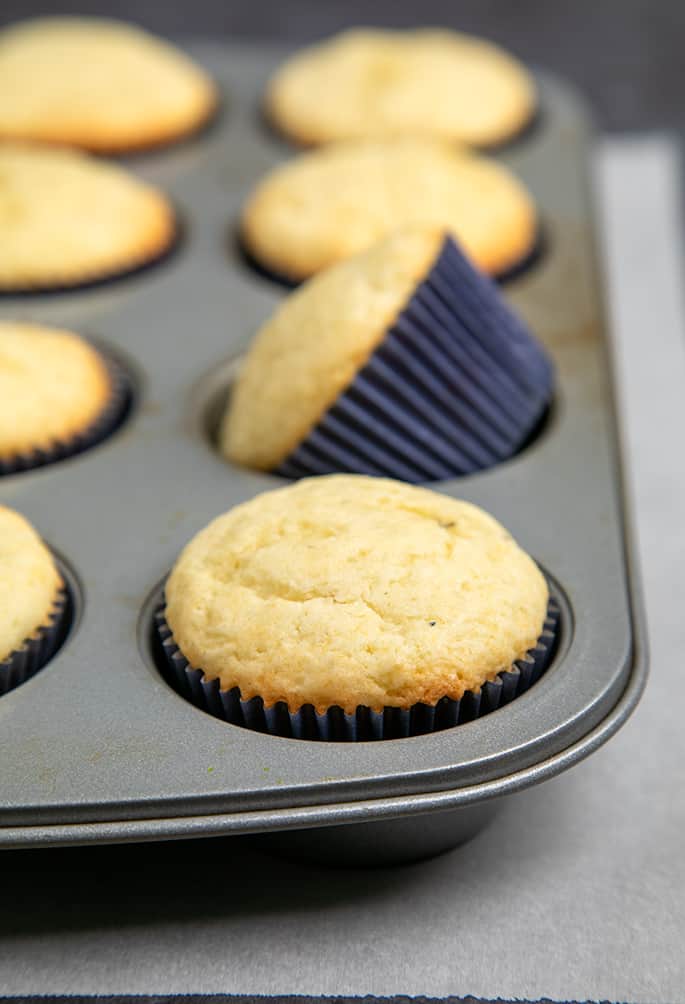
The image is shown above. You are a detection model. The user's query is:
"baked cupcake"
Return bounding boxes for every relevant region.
[0,321,129,474]
[0,144,176,292]
[0,17,217,153]
[157,475,557,740]
[222,227,553,483]
[266,28,536,149]
[241,138,537,283]
[0,505,67,695]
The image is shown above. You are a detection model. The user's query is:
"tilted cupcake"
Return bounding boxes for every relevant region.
[266,28,536,149]
[0,144,176,292]
[157,475,558,740]
[0,321,130,474]
[222,227,553,483]
[241,138,537,283]
[0,506,68,695]
[0,17,217,152]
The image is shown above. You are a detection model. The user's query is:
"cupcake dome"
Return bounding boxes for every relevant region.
[0,17,217,152]
[266,28,535,148]
[0,322,118,470]
[221,227,553,482]
[163,475,550,717]
[0,144,176,292]
[0,505,62,665]
[241,138,537,282]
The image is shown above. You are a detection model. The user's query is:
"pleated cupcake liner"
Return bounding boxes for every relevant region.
[154,595,559,742]
[274,235,554,483]
[0,352,132,476]
[0,587,70,696]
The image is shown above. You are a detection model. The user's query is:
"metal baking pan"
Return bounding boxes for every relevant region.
[0,42,647,865]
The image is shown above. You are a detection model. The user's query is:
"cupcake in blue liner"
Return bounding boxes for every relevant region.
[0,506,71,696]
[154,475,559,742]
[0,321,132,476]
[220,227,553,484]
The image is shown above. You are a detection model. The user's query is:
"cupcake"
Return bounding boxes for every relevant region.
[222,227,553,483]
[265,28,536,149]
[0,321,129,474]
[0,505,67,695]
[241,138,537,283]
[0,144,176,292]
[0,17,217,153]
[157,475,557,740]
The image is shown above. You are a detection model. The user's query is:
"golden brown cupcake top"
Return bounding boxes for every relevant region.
[0,17,217,152]
[165,475,549,714]
[266,28,535,148]
[241,138,536,281]
[0,143,175,291]
[0,321,112,460]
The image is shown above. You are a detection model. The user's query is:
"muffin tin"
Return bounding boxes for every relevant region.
[0,41,647,864]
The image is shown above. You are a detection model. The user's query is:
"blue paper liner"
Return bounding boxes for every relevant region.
[274,235,554,483]
[154,595,559,742]
[0,587,70,696]
[0,351,132,476]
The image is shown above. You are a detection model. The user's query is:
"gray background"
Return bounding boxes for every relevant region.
[0,2,683,1000]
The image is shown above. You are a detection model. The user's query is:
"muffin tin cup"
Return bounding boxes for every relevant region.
[154,596,560,742]
[0,352,132,477]
[274,236,554,483]
[0,588,69,696]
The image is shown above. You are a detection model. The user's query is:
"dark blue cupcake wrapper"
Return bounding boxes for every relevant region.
[0,352,131,476]
[274,236,554,483]
[0,588,69,696]
[155,595,559,742]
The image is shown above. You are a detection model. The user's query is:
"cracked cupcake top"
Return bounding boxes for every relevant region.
[165,474,548,713]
